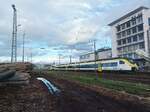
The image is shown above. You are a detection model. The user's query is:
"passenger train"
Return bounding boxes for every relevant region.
[52,58,138,72]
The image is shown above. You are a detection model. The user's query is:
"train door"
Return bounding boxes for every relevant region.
[98,63,102,72]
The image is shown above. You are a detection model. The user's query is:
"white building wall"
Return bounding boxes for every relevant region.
[109,7,150,59]
[80,49,112,62]
[79,53,94,62]
[98,50,112,59]
[148,30,150,57]
[111,26,118,57]
[143,9,150,56]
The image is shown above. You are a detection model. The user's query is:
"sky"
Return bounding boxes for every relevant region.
[0,0,150,64]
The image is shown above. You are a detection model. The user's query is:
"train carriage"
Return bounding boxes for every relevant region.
[52,58,138,72]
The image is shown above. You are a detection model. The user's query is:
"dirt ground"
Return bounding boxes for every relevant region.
[34,71,150,112]
[0,70,150,112]
[0,78,57,112]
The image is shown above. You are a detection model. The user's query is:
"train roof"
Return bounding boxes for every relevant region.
[56,57,134,66]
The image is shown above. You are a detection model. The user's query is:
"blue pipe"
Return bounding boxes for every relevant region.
[37,77,60,95]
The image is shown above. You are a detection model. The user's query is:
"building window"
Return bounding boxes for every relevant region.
[119,55,123,57]
[137,24,143,32]
[138,33,144,40]
[86,54,90,58]
[132,27,137,33]
[127,37,132,43]
[128,46,132,51]
[121,24,125,30]
[135,44,138,50]
[118,48,122,53]
[116,25,121,32]
[126,29,131,35]
[123,54,128,58]
[126,21,131,28]
[133,53,139,59]
[122,39,126,44]
[128,53,132,58]
[124,46,128,52]
[117,33,121,38]
[139,42,145,49]
[117,40,121,45]
[137,14,143,23]
[148,18,150,26]
[131,17,136,25]
[122,31,126,37]
[133,35,137,42]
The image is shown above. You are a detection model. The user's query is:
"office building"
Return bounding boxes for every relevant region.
[108,6,150,62]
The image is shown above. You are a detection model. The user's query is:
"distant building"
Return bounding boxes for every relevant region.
[97,48,112,59]
[79,48,112,62]
[108,6,150,62]
[79,52,95,62]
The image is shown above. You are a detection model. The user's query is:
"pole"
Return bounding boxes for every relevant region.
[148,27,150,57]
[93,40,98,79]
[58,54,61,65]
[69,55,72,64]
[30,49,32,63]
[22,32,25,62]
[11,4,17,63]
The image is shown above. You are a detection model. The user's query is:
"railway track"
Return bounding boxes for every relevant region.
[101,72,150,85]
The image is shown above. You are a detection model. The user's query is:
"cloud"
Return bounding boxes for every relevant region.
[0,0,150,63]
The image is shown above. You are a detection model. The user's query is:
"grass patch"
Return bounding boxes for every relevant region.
[48,71,150,96]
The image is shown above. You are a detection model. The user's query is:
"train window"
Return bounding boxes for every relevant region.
[119,61,125,64]
[111,62,118,66]
[102,62,117,67]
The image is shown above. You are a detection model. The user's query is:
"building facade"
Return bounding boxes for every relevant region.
[97,48,112,60]
[79,52,95,62]
[109,6,150,60]
[79,48,112,62]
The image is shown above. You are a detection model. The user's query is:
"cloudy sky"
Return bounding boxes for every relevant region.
[0,0,150,64]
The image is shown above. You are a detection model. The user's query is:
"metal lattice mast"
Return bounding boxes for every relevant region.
[11,4,17,63]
